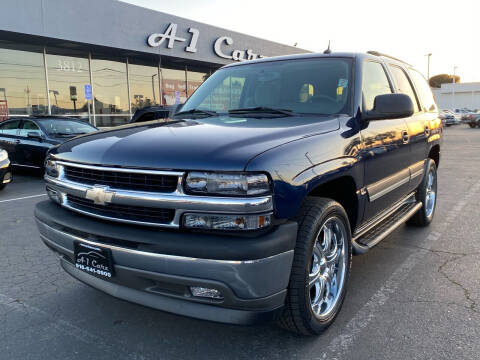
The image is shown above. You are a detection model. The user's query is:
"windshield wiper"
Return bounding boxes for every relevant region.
[228,107,295,116]
[173,108,218,117]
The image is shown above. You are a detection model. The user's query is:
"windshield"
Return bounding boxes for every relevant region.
[38,119,97,136]
[181,58,352,116]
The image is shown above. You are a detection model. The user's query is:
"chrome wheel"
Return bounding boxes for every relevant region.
[309,217,347,319]
[425,169,436,218]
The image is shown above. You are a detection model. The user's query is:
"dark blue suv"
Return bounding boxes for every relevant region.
[35,51,442,335]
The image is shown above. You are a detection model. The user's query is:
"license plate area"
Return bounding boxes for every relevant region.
[74,242,114,279]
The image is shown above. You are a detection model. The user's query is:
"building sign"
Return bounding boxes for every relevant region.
[147,23,265,62]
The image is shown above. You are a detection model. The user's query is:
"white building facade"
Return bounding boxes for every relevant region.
[432,82,480,111]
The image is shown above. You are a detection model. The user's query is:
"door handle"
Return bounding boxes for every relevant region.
[401,130,409,144]
[14,139,20,144]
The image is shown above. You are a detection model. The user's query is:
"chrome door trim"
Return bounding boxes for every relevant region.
[367,168,410,202]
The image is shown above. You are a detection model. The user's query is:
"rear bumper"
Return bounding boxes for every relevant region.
[35,200,297,325]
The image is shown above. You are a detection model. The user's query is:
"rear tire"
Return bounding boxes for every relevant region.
[469,123,476,128]
[277,197,352,335]
[408,159,437,227]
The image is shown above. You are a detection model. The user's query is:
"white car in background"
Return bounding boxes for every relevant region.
[440,109,461,126]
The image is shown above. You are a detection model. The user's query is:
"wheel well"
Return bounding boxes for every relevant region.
[429,145,440,168]
[307,176,358,232]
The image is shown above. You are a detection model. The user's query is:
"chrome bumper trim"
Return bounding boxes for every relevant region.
[38,219,292,265]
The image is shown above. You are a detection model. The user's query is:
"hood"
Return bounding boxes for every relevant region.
[51,115,341,171]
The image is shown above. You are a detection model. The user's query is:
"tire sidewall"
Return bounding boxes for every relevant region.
[301,203,352,332]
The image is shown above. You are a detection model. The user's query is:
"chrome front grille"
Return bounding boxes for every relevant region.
[45,161,274,228]
[63,164,178,193]
[66,194,175,225]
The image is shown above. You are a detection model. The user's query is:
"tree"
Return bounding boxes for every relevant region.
[429,74,460,88]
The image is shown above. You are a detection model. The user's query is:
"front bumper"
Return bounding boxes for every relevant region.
[35,200,297,325]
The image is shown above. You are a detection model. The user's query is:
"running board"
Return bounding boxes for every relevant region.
[352,201,422,254]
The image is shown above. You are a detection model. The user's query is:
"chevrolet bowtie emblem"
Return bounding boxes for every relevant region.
[85,185,115,205]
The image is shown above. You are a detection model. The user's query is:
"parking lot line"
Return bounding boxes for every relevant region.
[0,194,46,204]
[319,180,480,359]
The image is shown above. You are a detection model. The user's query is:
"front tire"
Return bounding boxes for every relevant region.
[408,159,437,227]
[277,197,352,335]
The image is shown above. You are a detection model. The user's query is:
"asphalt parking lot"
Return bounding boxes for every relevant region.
[0,125,479,360]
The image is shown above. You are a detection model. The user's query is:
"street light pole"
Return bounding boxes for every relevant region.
[452,66,458,110]
[425,53,432,82]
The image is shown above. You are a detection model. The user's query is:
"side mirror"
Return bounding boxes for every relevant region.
[27,131,42,140]
[364,93,414,121]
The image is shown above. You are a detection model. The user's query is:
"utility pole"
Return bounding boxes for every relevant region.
[425,53,432,83]
[452,66,458,110]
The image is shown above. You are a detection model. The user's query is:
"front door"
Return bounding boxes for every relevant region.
[17,120,50,168]
[360,61,411,222]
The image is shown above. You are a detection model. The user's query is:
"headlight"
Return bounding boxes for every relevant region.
[183,213,272,231]
[45,158,59,177]
[185,172,270,196]
[0,150,8,162]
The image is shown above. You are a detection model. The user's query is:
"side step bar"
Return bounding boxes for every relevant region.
[352,201,422,254]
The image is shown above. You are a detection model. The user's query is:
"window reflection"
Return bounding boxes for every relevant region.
[187,70,208,96]
[129,63,160,113]
[46,53,90,116]
[91,58,129,115]
[0,42,47,115]
[161,67,187,106]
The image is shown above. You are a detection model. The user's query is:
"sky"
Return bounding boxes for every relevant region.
[121,0,479,83]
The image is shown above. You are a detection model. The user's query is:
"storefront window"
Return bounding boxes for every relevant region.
[129,63,160,113]
[46,52,90,116]
[160,67,187,106]
[91,57,129,126]
[187,69,208,97]
[0,42,47,115]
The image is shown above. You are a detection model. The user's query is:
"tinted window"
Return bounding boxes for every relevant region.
[389,65,419,112]
[182,58,352,116]
[19,120,42,137]
[362,61,392,111]
[409,69,438,112]
[0,120,21,135]
[37,119,96,136]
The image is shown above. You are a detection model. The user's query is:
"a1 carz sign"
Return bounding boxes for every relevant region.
[0,101,8,121]
[147,23,265,62]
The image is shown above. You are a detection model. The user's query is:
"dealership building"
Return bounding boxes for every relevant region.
[0,0,306,126]
[432,82,480,111]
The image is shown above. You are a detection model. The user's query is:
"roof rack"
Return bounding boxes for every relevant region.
[366,51,411,66]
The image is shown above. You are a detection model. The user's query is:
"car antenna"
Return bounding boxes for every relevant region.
[323,40,332,54]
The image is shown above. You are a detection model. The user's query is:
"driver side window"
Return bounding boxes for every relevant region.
[19,121,42,137]
[363,61,393,112]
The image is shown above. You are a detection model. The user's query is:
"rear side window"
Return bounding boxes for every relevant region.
[388,65,419,113]
[362,61,392,111]
[408,69,438,112]
[0,120,21,135]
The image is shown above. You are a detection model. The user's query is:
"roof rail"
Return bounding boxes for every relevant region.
[366,51,411,66]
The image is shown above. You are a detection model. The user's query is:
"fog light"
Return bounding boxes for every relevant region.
[190,286,223,300]
[183,213,272,231]
[46,187,62,204]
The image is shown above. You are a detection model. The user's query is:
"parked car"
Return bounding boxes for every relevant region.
[0,116,97,170]
[129,105,172,124]
[465,110,480,128]
[0,147,12,190]
[35,51,442,335]
[440,109,460,126]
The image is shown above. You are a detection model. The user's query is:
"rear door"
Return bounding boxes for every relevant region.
[0,120,22,164]
[360,60,412,221]
[387,64,427,192]
[17,120,51,168]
